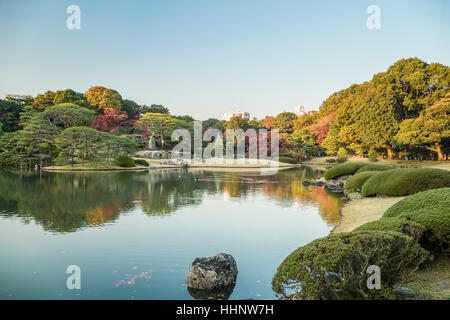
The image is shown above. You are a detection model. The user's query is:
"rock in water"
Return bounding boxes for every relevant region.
[186,253,238,290]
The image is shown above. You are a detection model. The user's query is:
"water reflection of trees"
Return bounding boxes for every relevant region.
[0,166,342,233]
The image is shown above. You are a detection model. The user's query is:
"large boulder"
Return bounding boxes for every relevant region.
[186,253,238,290]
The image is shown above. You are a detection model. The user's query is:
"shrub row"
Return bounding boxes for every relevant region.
[134,159,149,167]
[324,162,369,180]
[361,168,450,197]
[355,164,395,174]
[344,171,379,192]
[278,156,297,164]
[272,188,450,299]
[272,231,428,300]
[383,188,450,254]
[115,154,135,167]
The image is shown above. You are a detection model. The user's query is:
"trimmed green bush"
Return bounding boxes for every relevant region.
[326,158,336,163]
[134,159,149,167]
[383,188,450,254]
[324,162,369,180]
[354,218,427,242]
[115,154,135,167]
[272,231,429,300]
[355,164,395,174]
[369,150,378,162]
[337,158,347,163]
[337,148,348,159]
[361,168,450,197]
[278,156,297,164]
[344,171,379,192]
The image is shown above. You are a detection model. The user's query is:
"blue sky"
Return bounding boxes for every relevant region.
[0,0,449,120]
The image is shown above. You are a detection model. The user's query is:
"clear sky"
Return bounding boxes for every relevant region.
[0,0,449,120]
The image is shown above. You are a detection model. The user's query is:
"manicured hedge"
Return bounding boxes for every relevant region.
[324,162,369,180]
[344,171,379,192]
[278,156,297,164]
[272,231,429,300]
[134,159,149,167]
[354,218,427,242]
[383,188,450,254]
[355,164,395,174]
[115,154,135,167]
[361,168,450,197]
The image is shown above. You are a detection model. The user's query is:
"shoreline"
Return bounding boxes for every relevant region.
[331,196,405,234]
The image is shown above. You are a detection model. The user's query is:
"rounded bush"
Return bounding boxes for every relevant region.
[337,158,347,163]
[369,150,378,162]
[383,188,450,254]
[134,159,149,167]
[272,231,429,300]
[361,168,450,197]
[278,156,297,164]
[354,218,427,242]
[337,148,348,159]
[115,154,135,168]
[324,162,369,180]
[326,159,336,163]
[355,164,395,174]
[344,171,379,192]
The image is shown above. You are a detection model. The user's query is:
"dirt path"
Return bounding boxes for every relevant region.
[332,197,405,234]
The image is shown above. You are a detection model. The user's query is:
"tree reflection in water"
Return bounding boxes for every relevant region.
[0,167,342,233]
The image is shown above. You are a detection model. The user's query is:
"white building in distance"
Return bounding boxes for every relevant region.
[295,106,306,116]
[222,111,250,121]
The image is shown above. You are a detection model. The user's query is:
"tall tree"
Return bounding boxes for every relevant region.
[84,86,122,111]
[91,109,129,134]
[141,104,170,115]
[121,99,141,119]
[32,90,55,110]
[395,93,450,160]
[137,113,178,148]
[54,89,90,108]
[271,112,297,134]
[0,99,23,132]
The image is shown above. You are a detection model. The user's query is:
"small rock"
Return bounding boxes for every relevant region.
[186,253,238,290]
[394,287,417,299]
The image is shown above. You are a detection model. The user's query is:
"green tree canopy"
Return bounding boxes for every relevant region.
[395,93,450,160]
[137,113,178,148]
[141,104,170,115]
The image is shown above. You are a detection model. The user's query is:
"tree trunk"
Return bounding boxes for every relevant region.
[426,144,445,161]
[387,148,393,160]
[435,143,444,161]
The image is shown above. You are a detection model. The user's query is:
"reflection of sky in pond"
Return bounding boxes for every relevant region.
[0,167,342,299]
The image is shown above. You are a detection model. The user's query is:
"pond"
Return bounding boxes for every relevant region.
[0,167,342,300]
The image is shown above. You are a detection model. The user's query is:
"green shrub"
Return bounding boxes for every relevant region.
[134,159,149,167]
[355,164,395,174]
[361,168,450,197]
[326,158,336,163]
[369,150,378,162]
[115,154,135,167]
[344,171,379,192]
[337,148,348,159]
[278,156,297,164]
[337,158,347,163]
[383,188,450,254]
[324,162,369,180]
[354,218,427,243]
[272,231,429,300]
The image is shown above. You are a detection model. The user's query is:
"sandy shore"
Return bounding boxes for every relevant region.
[332,197,405,234]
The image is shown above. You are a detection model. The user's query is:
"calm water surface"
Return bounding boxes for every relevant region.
[0,167,342,299]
